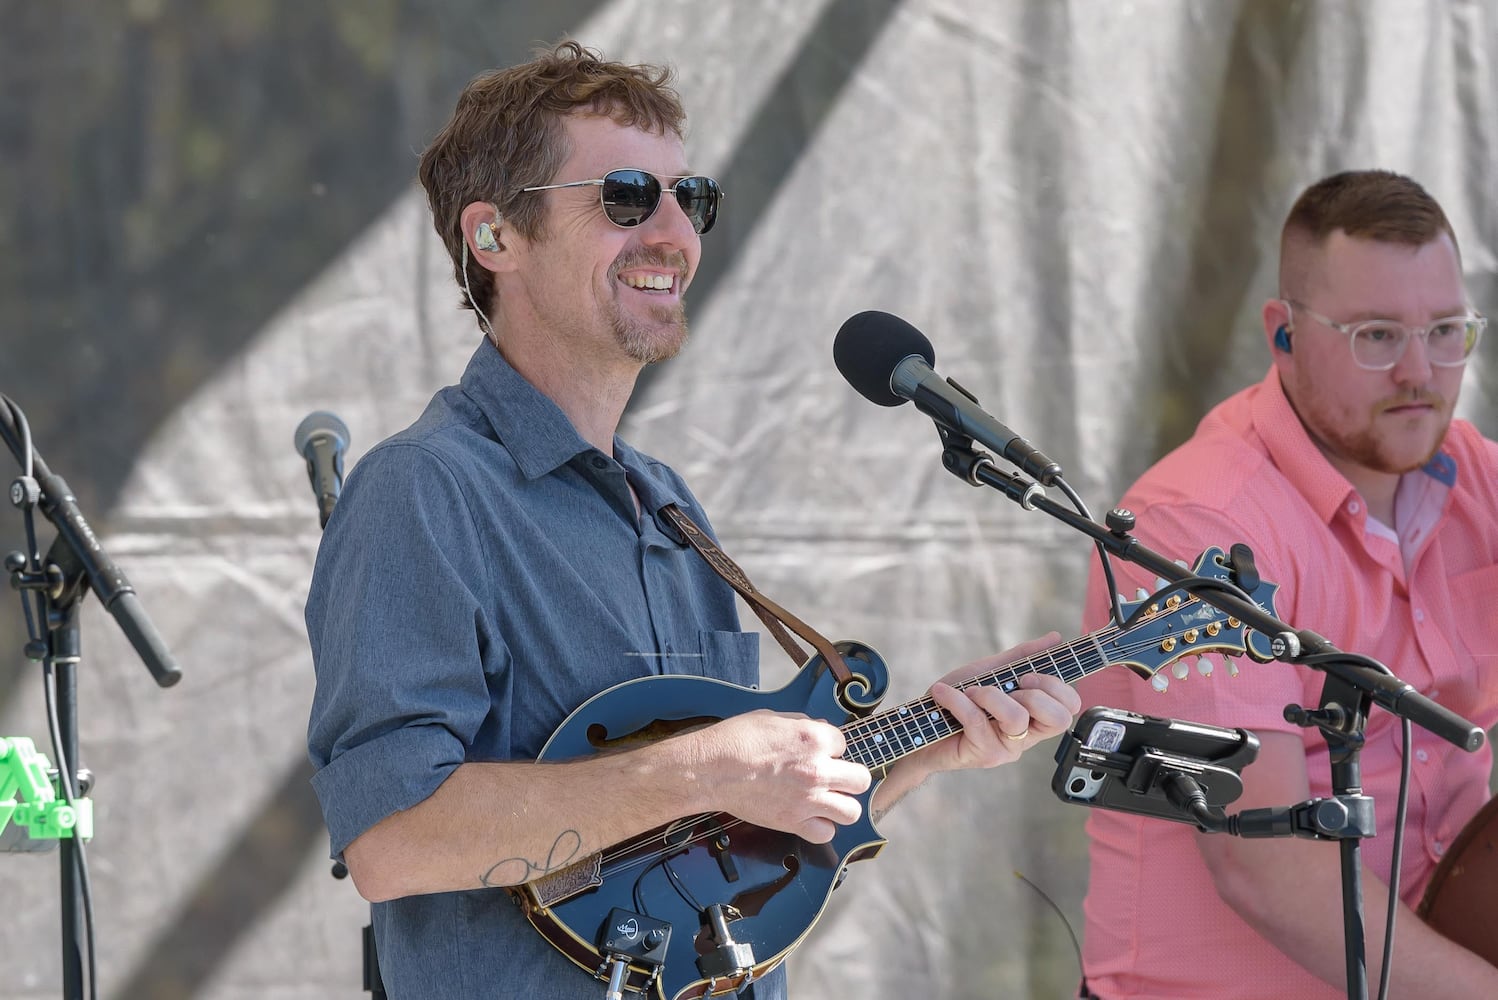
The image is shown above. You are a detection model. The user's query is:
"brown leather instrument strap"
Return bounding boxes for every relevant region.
[661,503,853,685]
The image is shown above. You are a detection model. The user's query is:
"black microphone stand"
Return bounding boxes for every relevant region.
[7,534,95,999]
[934,425,1483,1000]
[1,395,183,1000]
[291,410,385,998]
[1291,675,1377,998]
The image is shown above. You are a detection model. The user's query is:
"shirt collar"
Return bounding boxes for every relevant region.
[612,437,691,516]
[458,341,592,480]
[1252,370,1359,525]
[456,342,693,518]
[1252,369,1460,524]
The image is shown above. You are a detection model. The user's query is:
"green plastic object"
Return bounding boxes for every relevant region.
[0,736,93,846]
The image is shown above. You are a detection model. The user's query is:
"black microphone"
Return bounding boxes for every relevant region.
[833,310,1063,484]
[0,399,183,687]
[294,411,350,529]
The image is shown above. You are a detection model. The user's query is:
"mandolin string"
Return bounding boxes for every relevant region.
[592,805,770,868]
[591,610,1250,878]
[843,644,1232,762]
[594,813,740,866]
[841,614,1250,767]
[594,814,753,880]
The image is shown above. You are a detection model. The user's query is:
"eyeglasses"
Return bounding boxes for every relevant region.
[520,168,722,235]
[1284,299,1487,371]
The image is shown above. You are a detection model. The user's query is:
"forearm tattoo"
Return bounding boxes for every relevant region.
[479,829,582,887]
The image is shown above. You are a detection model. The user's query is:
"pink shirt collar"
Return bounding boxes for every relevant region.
[1249,368,1454,575]
[1250,370,1359,526]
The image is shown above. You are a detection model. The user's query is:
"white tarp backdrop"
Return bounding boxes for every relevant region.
[2,1,1495,997]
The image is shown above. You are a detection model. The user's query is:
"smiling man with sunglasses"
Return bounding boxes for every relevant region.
[304,41,1078,999]
[1075,171,1498,999]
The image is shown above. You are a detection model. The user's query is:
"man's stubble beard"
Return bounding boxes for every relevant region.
[611,296,690,365]
[1309,394,1452,476]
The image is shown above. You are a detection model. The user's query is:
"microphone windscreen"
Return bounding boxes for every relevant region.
[294,410,351,455]
[833,310,936,407]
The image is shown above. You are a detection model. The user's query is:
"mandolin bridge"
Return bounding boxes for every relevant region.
[527,852,604,907]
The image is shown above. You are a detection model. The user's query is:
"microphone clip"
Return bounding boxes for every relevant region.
[935,419,1044,510]
[932,376,987,465]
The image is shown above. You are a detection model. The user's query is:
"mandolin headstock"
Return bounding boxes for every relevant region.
[1101,546,1280,692]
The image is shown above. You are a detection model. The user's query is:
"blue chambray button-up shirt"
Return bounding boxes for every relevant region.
[306,341,786,999]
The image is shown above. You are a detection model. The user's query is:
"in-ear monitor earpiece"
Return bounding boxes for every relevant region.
[461,208,502,341]
[475,221,499,252]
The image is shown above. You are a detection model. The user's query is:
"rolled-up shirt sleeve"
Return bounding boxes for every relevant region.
[305,440,503,858]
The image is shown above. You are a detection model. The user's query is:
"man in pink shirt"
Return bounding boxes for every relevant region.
[1076,170,1498,998]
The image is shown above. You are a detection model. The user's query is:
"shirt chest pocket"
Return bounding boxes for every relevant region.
[696,629,760,686]
[1449,564,1498,700]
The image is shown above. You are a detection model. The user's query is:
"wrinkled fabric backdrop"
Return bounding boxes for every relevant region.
[2,1,1495,997]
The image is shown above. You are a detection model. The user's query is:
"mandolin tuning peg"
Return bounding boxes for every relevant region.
[1136,588,1150,600]
[1226,656,1239,677]
[1197,656,1214,677]
[1174,559,1188,568]
[1150,673,1170,693]
[1155,577,1170,590]
[1117,592,1130,605]
[1171,659,1190,680]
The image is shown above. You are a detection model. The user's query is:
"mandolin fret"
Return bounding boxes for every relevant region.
[842,630,1120,770]
[839,557,1270,773]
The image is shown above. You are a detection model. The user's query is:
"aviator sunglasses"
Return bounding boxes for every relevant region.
[521,168,722,235]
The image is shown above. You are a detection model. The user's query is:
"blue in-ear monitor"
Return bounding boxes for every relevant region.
[1274,324,1292,352]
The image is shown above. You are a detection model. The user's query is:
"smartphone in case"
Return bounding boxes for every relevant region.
[1052,705,1260,825]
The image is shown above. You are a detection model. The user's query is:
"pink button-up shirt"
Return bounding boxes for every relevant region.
[1076,370,1498,999]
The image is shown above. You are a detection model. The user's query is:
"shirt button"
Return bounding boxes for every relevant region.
[1347,500,1361,514]
[1434,840,1446,856]
[1415,749,1429,763]
[590,455,608,470]
[1414,609,1425,623]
